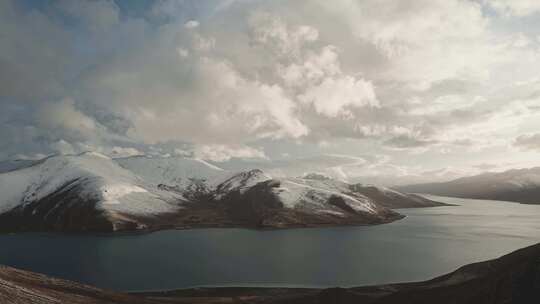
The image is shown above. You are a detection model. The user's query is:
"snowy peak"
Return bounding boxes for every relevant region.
[215,169,272,194]
[115,155,227,188]
[77,151,111,159]
[272,178,376,213]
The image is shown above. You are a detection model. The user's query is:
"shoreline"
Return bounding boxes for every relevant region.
[0,194,457,236]
[0,212,407,236]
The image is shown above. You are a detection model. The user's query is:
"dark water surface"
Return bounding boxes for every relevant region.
[1,195,539,291]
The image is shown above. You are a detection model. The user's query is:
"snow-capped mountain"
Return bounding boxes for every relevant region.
[0,152,182,232]
[206,170,396,228]
[214,169,272,196]
[396,167,540,204]
[115,155,228,188]
[0,153,444,233]
[115,155,230,201]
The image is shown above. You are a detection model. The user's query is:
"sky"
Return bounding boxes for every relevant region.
[2,0,540,185]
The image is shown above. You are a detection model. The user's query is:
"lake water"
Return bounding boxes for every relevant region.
[1,195,539,291]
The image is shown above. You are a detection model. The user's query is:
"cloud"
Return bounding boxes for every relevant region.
[515,133,540,151]
[299,76,378,117]
[487,0,540,16]
[193,144,267,162]
[56,0,120,33]
[119,56,309,143]
[35,98,98,140]
[50,140,76,155]
[277,45,341,88]
[248,12,319,58]
[184,20,200,29]
[2,0,540,184]
[0,1,71,102]
[384,135,438,149]
[313,0,496,88]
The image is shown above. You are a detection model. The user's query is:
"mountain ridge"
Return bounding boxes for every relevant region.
[396,166,540,204]
[0,153,446,233]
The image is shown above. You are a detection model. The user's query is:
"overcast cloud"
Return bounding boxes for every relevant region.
[2,0,540,185]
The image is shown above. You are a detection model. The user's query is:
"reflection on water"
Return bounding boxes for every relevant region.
[0,195,539,291]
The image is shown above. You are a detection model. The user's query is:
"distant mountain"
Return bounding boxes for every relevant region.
[2,243,540,303]
[0,153,444,233]
[396,167,540,204]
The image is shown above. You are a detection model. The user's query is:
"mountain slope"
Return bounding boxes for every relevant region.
[0,153,181,232]
[115,155,228,190]
[396,167,540,204]
[0,159,40,174]
[180,170,444,228]
[350,184,443,209]
[210,171,403,228]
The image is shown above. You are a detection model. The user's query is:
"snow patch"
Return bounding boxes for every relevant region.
[100,184,149,205]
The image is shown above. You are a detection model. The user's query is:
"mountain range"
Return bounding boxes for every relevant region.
[396,167,540,204]
[0,152,444,233]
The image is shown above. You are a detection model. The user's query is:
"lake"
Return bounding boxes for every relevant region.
[1,195,539,291]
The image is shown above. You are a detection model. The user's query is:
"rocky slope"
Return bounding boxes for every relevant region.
[0,153,444,233]
[396,167,540,204]
[0,264,154,304]
[2,243,539,303]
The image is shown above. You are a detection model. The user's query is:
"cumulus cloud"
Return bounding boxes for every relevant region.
[119,56,309,143]
[299,76,378,117]
[277,46,341,88]
[249,12,319,58]
[35,98,98,140]
[313,0,498,88]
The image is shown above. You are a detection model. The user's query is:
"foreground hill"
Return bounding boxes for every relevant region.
[0,153,444,233]
[0,264,154,304]
[1,243,539,303]
[396,167,540,204]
